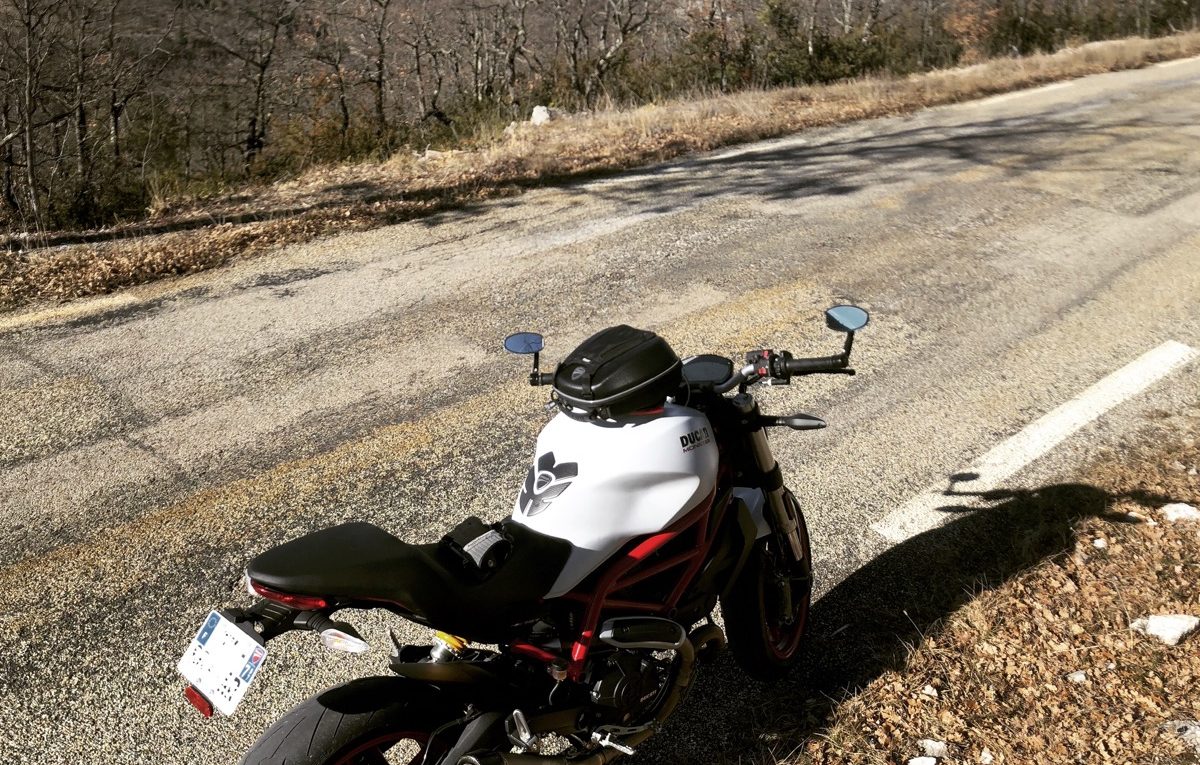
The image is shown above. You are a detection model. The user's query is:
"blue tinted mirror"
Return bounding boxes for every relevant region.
[504,331,544,355]
[825,305,869,333]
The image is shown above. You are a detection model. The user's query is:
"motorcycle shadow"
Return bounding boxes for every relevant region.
[641,480,1183,764]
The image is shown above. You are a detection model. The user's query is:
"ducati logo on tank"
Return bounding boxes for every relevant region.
[518,452,579,516]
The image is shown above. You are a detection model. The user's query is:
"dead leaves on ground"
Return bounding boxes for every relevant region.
[801,431,1200,765]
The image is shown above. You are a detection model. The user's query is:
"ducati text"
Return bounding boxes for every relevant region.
[680,426,711,453]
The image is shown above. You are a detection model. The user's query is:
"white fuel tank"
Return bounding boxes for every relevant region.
[509,402,719,597]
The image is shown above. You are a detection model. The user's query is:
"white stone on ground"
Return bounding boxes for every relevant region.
[1160,502,1200,522]
[1162,721,1200,754]
[1066,670,1087,683]
[1130,614,1200,645]
[921,684,939,698]
[919,739,948,757]
[1092,538,1108,549]
[980,748,995,764]
[907,758,937,765]
[530,105,552,126]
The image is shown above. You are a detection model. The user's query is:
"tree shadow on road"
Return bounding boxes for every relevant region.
[644,480,1187,764]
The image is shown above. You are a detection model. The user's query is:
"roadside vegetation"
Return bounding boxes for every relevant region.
[2,31,1199,312]
[2,0,1197,237]
[785,414,1200,764]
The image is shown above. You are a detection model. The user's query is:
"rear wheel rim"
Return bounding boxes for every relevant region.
[332,730,430,765]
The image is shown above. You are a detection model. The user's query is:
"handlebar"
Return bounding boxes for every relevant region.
[531,349,853,394]
[784,354,853,376]
[713,349,854,393]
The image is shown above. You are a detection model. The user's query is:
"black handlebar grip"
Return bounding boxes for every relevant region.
[785,355,845,375]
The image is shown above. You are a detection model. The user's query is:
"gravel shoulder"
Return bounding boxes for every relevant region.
[793,409,1200,765]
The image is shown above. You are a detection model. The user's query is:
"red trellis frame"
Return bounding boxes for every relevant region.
[556,488,725,679]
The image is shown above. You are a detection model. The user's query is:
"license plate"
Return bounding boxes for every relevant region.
[178,610,268,716]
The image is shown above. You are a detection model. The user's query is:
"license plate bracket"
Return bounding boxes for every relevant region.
[178,610,268,716]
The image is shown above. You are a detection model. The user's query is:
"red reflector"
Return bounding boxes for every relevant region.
[249,580,329,610]
[628,531,677,560]
[184,685,214,718]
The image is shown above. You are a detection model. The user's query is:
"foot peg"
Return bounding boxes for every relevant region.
[591,731,636,756]
[506,709,539,751]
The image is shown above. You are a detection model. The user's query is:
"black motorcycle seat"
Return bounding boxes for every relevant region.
[245,520,572,641]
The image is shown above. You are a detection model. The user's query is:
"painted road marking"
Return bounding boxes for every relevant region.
[1154,55,1200,68]
[872,340,1198,543]
[976,80,1075,106]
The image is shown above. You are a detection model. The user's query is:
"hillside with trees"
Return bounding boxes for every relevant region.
[1,0,1196,233]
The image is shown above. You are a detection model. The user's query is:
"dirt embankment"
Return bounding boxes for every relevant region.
[786,411,1200,765]
[2,33,1200,313]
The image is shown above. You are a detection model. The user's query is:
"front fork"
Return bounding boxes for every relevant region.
[732,393,808,567]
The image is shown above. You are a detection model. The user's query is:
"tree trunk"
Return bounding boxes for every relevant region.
[807,0,818,56]
[372,0,392,138]
[1,98,17,212]
[109,95,122,163]
[861,0,881,42]
[75,70,90,188]
[22,0,42,228]
[337,75,350,141]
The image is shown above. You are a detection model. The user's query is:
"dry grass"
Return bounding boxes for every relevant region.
[796,420,1200,764]
[3,32,1200,311]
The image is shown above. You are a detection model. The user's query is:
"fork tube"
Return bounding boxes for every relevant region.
[732,393,807,564]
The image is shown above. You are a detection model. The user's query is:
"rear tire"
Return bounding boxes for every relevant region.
[720,492,812,681]
[240,677,459,765]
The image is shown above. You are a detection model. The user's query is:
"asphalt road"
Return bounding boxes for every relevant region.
[2,59,1199,764]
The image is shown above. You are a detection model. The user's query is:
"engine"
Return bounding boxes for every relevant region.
[586,651,672,725]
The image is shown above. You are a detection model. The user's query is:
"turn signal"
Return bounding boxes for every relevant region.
[319,628,371,653]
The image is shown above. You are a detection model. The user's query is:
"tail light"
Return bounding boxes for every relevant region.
[248,579,329,611]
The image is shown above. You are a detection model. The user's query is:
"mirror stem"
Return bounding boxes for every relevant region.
[841,331,855,361]
[529,351,542,387]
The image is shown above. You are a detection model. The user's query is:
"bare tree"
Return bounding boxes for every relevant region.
[194,0,302,169]
[102,0,176,166]
[1,0,62,228]
[353,0,395,138]
[302,0,355,142]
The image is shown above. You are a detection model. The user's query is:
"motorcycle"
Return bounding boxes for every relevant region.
[176,304,870,765]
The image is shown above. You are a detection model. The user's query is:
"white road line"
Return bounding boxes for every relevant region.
[976,80,1075,106]
[1155,55,1200,68]
[872,340,1198,543]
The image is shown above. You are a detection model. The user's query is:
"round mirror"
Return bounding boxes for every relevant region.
[504,331,544,355]
[825,305,870,333]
